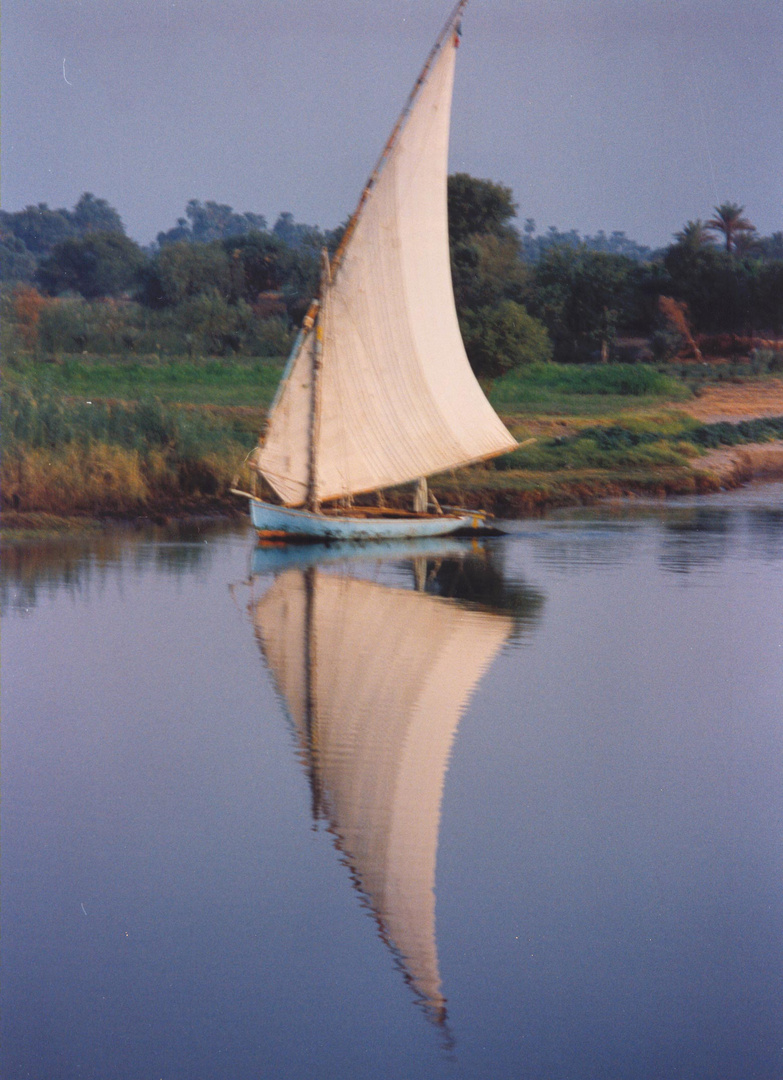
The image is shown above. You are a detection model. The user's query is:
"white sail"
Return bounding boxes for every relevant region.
[256,17,516,506]
[253,566,513,1020]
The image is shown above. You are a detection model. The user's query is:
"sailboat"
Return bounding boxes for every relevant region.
[251,546,518,1030]
[235,1,517,541]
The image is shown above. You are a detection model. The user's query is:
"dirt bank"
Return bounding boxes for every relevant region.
[695,440,783,487]
[682,379,783,423]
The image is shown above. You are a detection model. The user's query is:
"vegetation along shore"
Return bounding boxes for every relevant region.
[2,181,782,531]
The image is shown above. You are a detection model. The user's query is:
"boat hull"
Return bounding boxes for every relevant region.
[249,498,487,542]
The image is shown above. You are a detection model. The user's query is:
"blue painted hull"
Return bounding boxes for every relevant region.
[249,497,486,541]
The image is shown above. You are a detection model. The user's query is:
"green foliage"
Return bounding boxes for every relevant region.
[1,290,295,363]
[492,413,783,474]
[3,350,287,409]
[756,262,783,335]
[0,194,127,289]
[461,302,552,375]
[7,182,783,373]
[531,247,637,360]
[36,297,133,353]
[706,202,755,253]
[157,200,267,246]
[521,222,652,263]
[71,192,125,235]
[227,232,319,319]
[451,233,530,311]
[0,202,78,257]
[145,241,232,306]
[673,219,715,252]
[447,174,538,376]
[649,328,683,362]
[490,362,689,409]
[494,432,693,473]
[2,385,252,459]
[662,242,783,335]
[0,235,37,282]
[447,174,518,244]
[272,212,323,252]
[36,232,147,299]
[687,416,783,448]
[1,385,256,513]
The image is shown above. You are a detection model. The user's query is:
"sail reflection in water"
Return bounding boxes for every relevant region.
[250,542,542,1035]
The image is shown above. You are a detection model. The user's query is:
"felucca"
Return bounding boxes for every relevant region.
[237,1,516,540]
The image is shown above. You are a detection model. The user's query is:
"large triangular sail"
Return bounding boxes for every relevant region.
[256,6,516,506]
[252,566,513,1022]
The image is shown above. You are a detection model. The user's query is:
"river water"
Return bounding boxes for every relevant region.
[3,485,782,1080]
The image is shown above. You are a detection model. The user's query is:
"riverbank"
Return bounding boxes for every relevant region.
[3,357,783,535]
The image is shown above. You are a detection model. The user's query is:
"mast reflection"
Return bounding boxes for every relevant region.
[250,540,543,1038]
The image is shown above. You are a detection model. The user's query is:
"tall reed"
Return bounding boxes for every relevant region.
[2,388,253,514]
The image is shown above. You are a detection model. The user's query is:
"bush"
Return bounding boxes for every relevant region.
[462,301,552,376]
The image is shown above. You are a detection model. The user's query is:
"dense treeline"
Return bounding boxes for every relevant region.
[1,181,781,373]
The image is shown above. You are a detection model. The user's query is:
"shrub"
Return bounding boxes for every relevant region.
[462,302,552,375]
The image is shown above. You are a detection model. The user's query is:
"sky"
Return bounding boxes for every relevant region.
[2,0,781,248]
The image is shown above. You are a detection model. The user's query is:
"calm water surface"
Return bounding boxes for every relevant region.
[3,486,782,1080]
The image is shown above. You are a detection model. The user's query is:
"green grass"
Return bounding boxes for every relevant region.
[2,386,256,455]
[494,414,783,473]
[3,353,286,408]
[488,362,692,416]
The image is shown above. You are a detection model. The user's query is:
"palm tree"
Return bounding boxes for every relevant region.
[673,219,714,251]
[732,230,761,257]
[706,202,756,253]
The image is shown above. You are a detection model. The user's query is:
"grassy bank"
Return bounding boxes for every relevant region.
[3,353,782,526]
[1,385,258,516]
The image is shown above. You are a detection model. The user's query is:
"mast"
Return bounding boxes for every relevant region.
[306,249,332,513]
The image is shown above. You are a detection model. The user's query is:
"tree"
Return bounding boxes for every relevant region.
[451,233,530,312]
[72,192,125,235]
[531,247,635,361]
[156,218,192,247]
[756,261,783,335]
[272,212,323,252]
[156,201,267,246]
[143,241,232,307]
[460,300,552,376]
[0,194,125,262]
[658,296,703,361]
[673,219,714,252]
[447,174,518,245]
[0,233,36,282]
[758,232,783,260]
[36,232,147,299]
[0,203,75,257]
[186,199,266,243]
[223,232,305,299]
[706,202,756,253]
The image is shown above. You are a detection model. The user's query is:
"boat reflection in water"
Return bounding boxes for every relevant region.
[249,539,543,1039]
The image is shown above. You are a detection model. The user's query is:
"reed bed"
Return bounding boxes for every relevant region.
[2,387,254,514]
